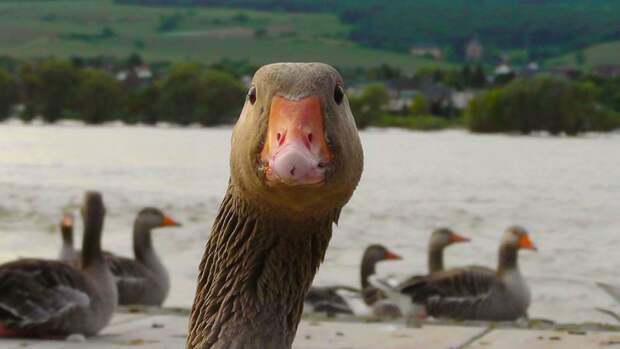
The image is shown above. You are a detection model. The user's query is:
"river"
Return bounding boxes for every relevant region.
[0,122,619,323]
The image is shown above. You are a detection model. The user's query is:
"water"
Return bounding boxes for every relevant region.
[1,122,619,323]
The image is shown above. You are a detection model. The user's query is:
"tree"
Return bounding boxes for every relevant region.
[471,65,487,88]
[202,69,246,125]
[348,83,390,129]
[126,53,144,67]
[157,63,209,125]
[465,76,613,134]
[18,60,80,122]
[409,94,430,116]
[0,69,17,120]
[129,84,161,124]
[77,69,126,124]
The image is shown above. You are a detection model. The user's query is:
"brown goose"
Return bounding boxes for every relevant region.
[58,212,78,262]
[427,228,470,273]
[400,226,537,321]
[0,191,117,337]
[360,244,402,306]
[187,63,363,349]
[305,244,401,315]
[59,208,180,306]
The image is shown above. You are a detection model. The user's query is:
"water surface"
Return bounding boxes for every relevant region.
[1,123,618,323]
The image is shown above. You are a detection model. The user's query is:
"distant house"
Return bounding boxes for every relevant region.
[494,63,513,76]
[465,38,483,61]
[519,62,540,78]
[410,45,443,60]
[592,65,620,79]
[451,90,475,109]
[545,66,580,80]
[116,64,154,88]
[384,78,419,113]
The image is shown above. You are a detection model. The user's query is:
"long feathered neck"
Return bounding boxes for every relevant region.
[360,255,377,290]
[428,244,444,273]
[187,186,337,349]
[133,219,155,262]
[497,244,519,275]
[61,225,73,247]
[81,208,105,269]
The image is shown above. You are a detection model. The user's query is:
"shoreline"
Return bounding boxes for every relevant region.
[3,307,620,348]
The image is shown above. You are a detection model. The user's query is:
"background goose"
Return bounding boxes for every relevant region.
[58,212,78,262]
[400,226,537,321]
[427,228,470,273]
[304,244,401,316]
[187,62,363,349]
[59,207,180,306]
[360,244,402,306]
[0,191,117,338]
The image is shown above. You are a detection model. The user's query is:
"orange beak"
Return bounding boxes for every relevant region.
[259,95,332,186]
[162,214,181,227]
[518,234,537,251]
[384,250,402,260]
[450,233,471,243]
[61,214,74,228]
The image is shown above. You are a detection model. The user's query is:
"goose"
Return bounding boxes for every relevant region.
[304,244,401,316]
[392,228,472,290]
[58,212,78,262]
[360,244,402,306]
[187,62,363,349]
[59,208,180,306]
[400,226,536,321]
[427,228,470,273]
[0,191,117,337]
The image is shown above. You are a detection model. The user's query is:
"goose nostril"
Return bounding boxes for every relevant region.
[276,132,282,144]
[307,133,313,143]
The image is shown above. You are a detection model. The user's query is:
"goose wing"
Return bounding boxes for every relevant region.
[106,255,148,283]
[0,259,91,331]
[399,267,501,319]
[305,286,354,315]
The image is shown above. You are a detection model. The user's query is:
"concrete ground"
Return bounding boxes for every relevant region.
[2,311,620,349]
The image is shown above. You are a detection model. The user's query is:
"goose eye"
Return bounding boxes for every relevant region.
[333,85,344,105]
[248,86,257,105]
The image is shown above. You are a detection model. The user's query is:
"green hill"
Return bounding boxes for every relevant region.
[118,0,620,63]
[547,41,620,70]
[0,0,441,73]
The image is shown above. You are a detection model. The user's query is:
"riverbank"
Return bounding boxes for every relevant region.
[4,308,620,349]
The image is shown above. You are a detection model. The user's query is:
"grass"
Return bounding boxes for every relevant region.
[546,41,620,70]
[0,0,445,73]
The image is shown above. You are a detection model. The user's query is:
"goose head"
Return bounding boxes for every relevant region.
[229,63,363,220]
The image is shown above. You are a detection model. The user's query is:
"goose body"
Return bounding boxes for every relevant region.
[395,228,471,297]
[187,63,363,349]
[400,226,536,321]
[59,208,180,306]
[0,191,116,337]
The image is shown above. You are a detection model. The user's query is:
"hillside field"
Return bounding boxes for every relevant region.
[0,0,440,73]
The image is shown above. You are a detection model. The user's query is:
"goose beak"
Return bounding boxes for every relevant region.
[450,233,470,243]
[162,214,181,227]
[260,95,332,186]
[61,214,74,228]
[384,250,402,260]
[518,234,537,251]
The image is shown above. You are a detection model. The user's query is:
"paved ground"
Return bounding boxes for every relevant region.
[2,312,620,348]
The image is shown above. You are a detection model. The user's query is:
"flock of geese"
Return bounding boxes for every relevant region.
[0,192,180,337]
[305,226,538,322]
[0,63,617,348]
